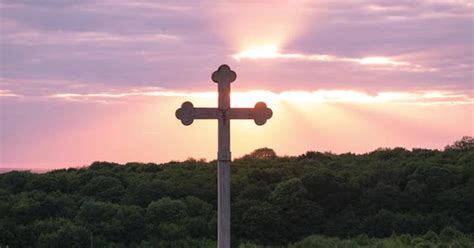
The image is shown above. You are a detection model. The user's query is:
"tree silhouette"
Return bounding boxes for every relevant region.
[445,136,474,151]
[245,147,277,159]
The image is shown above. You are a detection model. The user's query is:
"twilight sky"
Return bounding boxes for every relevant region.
[0,0,473,170]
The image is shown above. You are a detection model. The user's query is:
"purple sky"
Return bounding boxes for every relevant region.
[0,0,473,169]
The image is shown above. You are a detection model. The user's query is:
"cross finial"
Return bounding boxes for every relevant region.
[253,102,273,125]
[212,64,236,84]
[175,101,195,126]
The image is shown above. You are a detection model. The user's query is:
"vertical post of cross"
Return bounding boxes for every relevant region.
[213,65,235,248]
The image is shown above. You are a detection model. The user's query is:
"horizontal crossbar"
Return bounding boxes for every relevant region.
[189,108,220,119]
[228,108,264,119]
[187,108,269,120]
[176,101,272,126]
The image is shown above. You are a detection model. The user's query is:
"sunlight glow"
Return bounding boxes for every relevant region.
[233,49,414,67]
[279,90,414,104]
[48,89,473,106]
[209,1,310,56]
[233,45,302,60]
[232,49,428,71]
[231,90,278,107]
[233,45,279,60]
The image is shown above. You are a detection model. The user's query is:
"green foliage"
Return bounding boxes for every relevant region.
[82,175,125,202]
[0,139,473,247]
[282,230,474,248]
[147,197,187,223]
[34,218,90,248]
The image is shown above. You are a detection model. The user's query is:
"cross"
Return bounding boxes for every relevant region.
[175,64,272,248]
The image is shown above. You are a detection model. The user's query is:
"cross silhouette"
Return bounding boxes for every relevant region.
[175,64,272,248]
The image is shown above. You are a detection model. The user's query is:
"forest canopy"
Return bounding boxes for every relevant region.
[0,137,473,247]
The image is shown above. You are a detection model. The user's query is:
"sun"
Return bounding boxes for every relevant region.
[233,45,280,60]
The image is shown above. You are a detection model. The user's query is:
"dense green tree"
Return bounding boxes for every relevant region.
[115,205,146,243]
[34,219,90,248]
[146,197,187,224]
[237,201,283,245]
[270,178,323,240]
[81,175,125,202]
[38,191,77,218]
[0,139,473,247]
[0,171,34,193]
[122,179,171,207]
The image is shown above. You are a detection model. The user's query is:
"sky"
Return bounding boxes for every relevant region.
[0,0,473,170]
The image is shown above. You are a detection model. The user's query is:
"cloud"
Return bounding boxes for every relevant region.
[77,1,193,13]
[0,89,21,98]
[0,0,472,94]
[233,46,433,72]
[1,0,192,13]
[48,90,215,103]
[2,30,178,46]
[41,88,474,106]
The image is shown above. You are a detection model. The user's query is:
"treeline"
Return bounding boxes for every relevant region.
[0,137,473,247]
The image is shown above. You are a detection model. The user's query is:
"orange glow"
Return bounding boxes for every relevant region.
[231,90,278,107]
[2,90,472,169]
